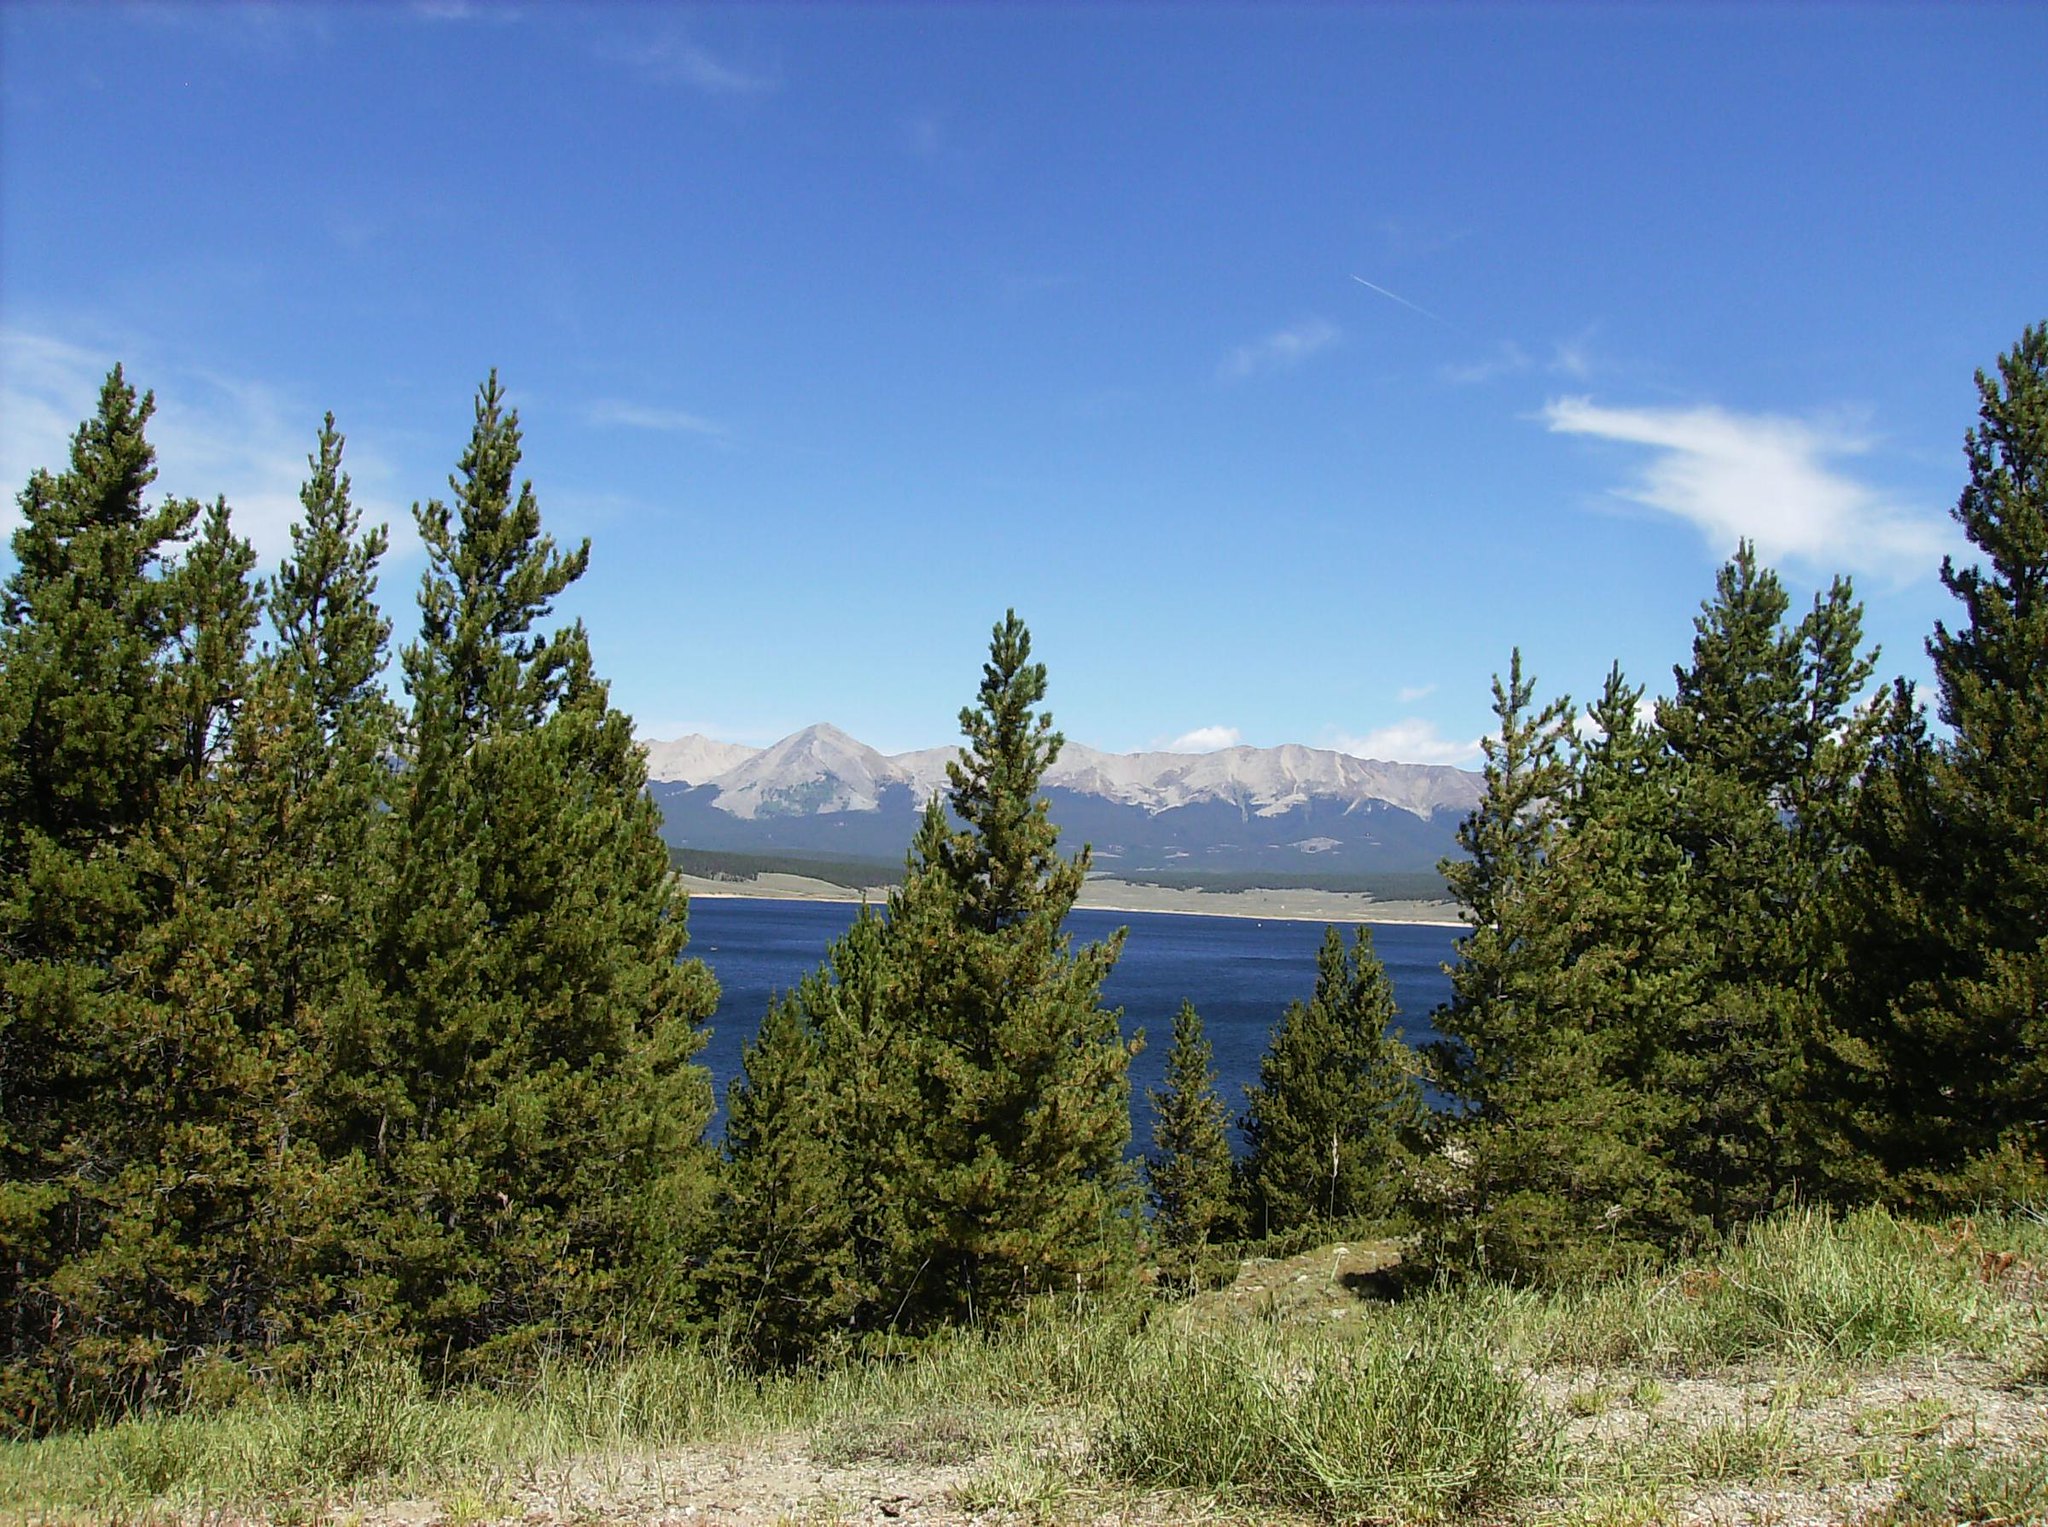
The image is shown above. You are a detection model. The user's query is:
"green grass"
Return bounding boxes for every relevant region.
[1094,1309,1556,1521]
[3,1205,2041,1524]
[1468,1206,2016,1374]
[1878,1440,2048,1524]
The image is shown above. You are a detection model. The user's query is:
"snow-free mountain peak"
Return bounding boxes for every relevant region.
[639,734,760,787]
[643,725,1481,821]
[705,723,904,820]
[645,725,1482,881]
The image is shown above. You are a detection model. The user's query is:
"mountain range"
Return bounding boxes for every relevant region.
[644,724,1482,886]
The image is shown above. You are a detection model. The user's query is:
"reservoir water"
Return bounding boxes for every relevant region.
[685,897,1463,1150]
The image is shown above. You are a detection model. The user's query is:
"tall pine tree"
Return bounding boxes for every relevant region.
[1923,322,2048,1190]
[888,612,1138,1324]
[1656,544,1876,1229]
[0,370,204,1425]
[1425,653,1690,1279]
[1835,324,2048,1201]
[368,375,716,1374]
[727,614,1137,1339]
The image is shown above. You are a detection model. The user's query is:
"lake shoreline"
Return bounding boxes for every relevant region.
[678,871,1468,929]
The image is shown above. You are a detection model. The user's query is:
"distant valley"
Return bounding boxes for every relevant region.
[645,724,1480,895]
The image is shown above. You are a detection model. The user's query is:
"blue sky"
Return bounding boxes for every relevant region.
[4,3,2042,764]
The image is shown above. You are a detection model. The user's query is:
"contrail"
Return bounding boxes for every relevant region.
[1351,274,1450,326]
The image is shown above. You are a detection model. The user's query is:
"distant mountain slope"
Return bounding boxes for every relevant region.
[643,726,1480,885]
[640,734,760,786]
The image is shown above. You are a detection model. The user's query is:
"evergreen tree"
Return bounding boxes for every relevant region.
[1492,668,1696,1276]
[1806,678,1948,1203]
[885,612,1138,1323]
[101,418,404,1391]
[1240,926,1426,1237]
[369,375,716,1374]
[0,370,201,1425]
[261,417,400,1167]
[1925,322,2048,1187]
[1145,1001,1236,1255]
[747,614,1136,1338]
[1842,324,2048,1199]
[711,984,857,1366]
[1428,651,1575,1127]
[1425,653,1689,1280]
[721,895,921,1344]
[1655,544,1877,1228]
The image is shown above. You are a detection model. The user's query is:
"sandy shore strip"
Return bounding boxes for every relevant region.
[678,871,1467,927]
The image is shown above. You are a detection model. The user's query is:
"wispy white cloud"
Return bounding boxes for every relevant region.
[129,2,335,56]
[597,33,777,95]
[1218,318,1339,381]
[1,328,413,569]
[584,399,728,439]
[1397,683,1437,704]
[410,0,525,21]
[1162,725,1242,753]
[1549,333,1596,381]
[1336,718,1482,768]
[1371,214,1472,265]
[1543,397,1951,581]
[1439,341,1530,386]
[1441,329,1601,387]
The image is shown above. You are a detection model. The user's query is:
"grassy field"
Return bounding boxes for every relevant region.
[4,1207,2044,1525]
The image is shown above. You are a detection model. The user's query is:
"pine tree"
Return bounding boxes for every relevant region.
[711,984,857,1366]
[1428,651,1575,1127]
[1806,678,1948,1203]
[1656,544,1877,1228]
[1240,926,1427,1237]
[261,417,401,1172]
[710,617,1135,1343]
[883,612,1138,1324]
[58,487,280,1412]
[1145,1001,1236,1256]
[1847,324,2048,1199]
[717,892,921,1346]
[1424,653,1690,1280]
[0,369,202,1425]
[369,375,716,1374]
[106,418,403,1389]
[1499,667,1696,1275]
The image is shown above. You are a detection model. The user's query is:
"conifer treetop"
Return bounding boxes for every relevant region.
[942,609,1078,931]
[1934,321,2048,750]
[408,372,592,735]
[272,415,392,732]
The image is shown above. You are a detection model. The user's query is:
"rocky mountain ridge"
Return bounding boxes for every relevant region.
[643,723,1482,823]
[642,725,1481,883]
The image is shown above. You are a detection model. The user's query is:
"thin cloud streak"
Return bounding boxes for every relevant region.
[585,399,729,438]
[410,1,525,23]
[597,33,777,95]
[1439,341,1530,386]
[1350,274,1450,327]
[1543,396,1952,582]
[1218,318,1339,381]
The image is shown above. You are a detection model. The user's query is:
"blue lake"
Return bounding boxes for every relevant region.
[684,897,1463,1150]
